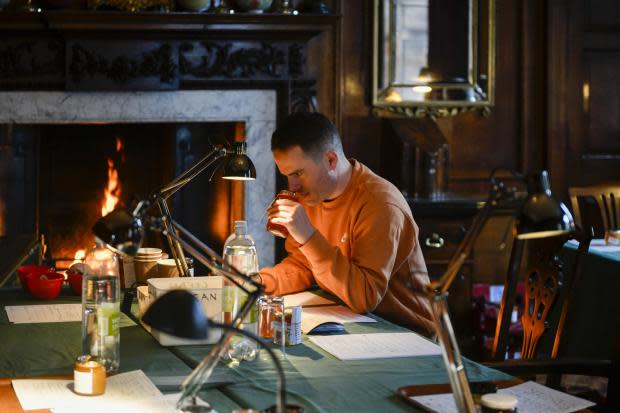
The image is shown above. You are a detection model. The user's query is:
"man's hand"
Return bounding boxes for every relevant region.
[267,198,316,245]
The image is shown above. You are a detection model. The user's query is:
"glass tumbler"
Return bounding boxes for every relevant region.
[257,296,285,352]
[266,190,297,238]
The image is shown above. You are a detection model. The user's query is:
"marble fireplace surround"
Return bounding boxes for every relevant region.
[0,90,278,266]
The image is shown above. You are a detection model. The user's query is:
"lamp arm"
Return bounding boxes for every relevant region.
[157,146,227,200]
[207,321,287,413]
[171,221,264,294]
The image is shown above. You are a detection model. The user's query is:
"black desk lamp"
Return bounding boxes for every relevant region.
[428,170,574,412]
[92,141,277,412]
[94,141,256,278]
[142,290,297,413]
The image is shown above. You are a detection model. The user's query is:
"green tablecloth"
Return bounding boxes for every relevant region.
[0,286,513,413]
[560,243,620,358]
[0,286,240,412]
[173,316,511,413]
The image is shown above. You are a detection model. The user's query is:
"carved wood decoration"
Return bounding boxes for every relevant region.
[179,41,301,80]
[0,40,64,87]
[0,13,337,92]
[520,238,566,359]
[68,42,178,89]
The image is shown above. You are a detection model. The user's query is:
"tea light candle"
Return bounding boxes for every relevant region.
[74,355,106,395]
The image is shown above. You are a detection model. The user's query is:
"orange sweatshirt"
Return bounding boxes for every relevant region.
[260,160,435,336]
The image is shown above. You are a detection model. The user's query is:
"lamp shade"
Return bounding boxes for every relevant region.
[142,290,208,339]
[515,171,575,239]
[92,208,144,256]
[222,142,256,180]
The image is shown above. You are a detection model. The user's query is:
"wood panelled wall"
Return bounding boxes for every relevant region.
[333,0,619,202]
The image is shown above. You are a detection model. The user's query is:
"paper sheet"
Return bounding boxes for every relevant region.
[50,393,214,413]
[309,332,441,360]
[5,304,82,324]
[301,305,376,334]
[12,370,162,411]
[498,381,595,413]
[282,291,336,307]
[409,381,595,413]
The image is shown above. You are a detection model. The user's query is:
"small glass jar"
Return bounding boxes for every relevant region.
[266,190,297,238]
[73,355,106,396]
[480,393,518,413]
[257,296,285,339]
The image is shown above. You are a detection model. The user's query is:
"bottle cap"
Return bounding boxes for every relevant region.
[480,393,518,410]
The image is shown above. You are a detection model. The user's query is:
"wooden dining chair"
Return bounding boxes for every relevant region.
[569,184,620,235]
[484,201,618,411]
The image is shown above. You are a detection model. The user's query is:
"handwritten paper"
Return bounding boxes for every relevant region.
[498,381,595,413]
[301,305,376,334]
[12,370,162,411]
[5,304,81,324]
[410,393,459,413]
[409,381,595,413]
[282,291,336,308]
[309,332,441,361]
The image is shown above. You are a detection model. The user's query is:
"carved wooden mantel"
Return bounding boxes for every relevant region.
[0,11,340,116]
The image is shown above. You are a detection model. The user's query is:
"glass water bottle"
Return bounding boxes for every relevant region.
[222,220,259,361]
[81,240,121,373]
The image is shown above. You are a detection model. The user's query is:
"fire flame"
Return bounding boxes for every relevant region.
[101,158,121,216]
[66,137,124,270]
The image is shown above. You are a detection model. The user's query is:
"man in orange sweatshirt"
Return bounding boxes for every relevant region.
[260,112,434,336]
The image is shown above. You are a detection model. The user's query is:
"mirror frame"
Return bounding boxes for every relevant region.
[371,0,496,118]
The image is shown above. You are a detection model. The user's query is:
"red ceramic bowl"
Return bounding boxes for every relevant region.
[67,272,83,295]
[17,265,55,292]
[26,272,64,300]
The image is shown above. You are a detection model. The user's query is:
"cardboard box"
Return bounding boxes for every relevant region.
[138,276,224,346]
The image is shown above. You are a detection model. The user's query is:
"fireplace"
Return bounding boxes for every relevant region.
[0,90,278,270]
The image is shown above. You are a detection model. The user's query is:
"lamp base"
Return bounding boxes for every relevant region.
[179,405,214,413]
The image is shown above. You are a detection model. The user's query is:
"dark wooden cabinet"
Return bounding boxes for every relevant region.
[410,197,479,355]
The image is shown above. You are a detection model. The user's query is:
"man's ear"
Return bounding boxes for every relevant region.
[324,150,338,170]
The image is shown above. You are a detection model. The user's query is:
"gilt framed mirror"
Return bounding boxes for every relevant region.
[372,0,495,118]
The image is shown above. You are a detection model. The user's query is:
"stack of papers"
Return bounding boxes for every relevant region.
[12,370,210,413]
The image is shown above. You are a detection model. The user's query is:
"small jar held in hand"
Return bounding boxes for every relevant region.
[266,190,297,238]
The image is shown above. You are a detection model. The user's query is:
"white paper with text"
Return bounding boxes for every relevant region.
[5,304,82,323]
[309,332,441,360]
[409,381,595,413]
[12,370,162,411]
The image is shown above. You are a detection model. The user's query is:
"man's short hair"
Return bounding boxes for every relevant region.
[271,112,343,159]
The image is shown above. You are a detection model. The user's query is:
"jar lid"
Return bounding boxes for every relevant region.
[480,393,518,410]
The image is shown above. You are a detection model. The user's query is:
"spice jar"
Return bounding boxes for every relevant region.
[257,296,284,339]
[266,190,297,238]
[73,355,106,396]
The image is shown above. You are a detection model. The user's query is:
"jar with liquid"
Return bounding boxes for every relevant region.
[266,190,297,238]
